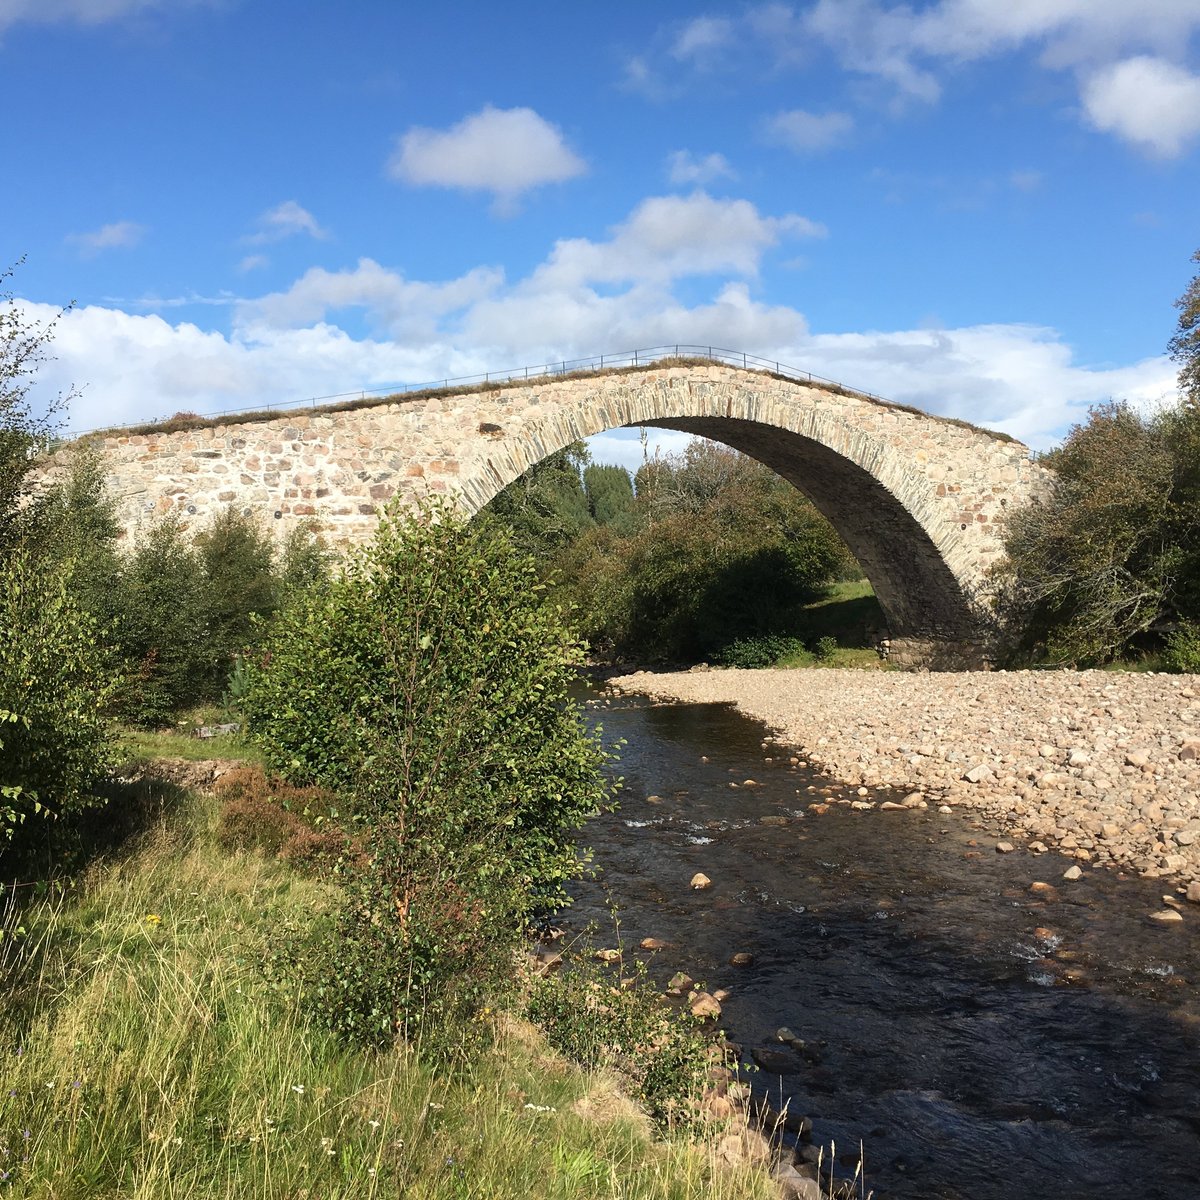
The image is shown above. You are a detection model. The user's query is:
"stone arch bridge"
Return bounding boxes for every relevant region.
[62,358,1047,668]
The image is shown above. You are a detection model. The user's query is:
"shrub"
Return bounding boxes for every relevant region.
[812,635,838,661]
[0,548,116,858]
[1164,621,1200,673]
[214,766,341,867]
[112,517,211,726]
[526,957,715,1132]
[244,498,616,1053]
[716,634,807,669]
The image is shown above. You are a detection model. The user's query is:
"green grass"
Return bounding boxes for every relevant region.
[115,706,267,766]
[0,791,777,1200]
[766,580,891,669]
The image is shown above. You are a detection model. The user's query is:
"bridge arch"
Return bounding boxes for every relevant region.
[65,360,1045,668]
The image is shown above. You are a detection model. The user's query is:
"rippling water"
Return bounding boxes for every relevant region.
[562,687,1200,1200]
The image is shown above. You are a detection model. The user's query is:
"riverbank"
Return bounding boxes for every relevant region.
[608,667,1200,887]
[0,779,781,1200]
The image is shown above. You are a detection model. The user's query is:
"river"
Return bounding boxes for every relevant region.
[562,686,1200,1200]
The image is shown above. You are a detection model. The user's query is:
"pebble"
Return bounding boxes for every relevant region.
[1151,909,1184,922]
[610,668,1200,879]
[639,937,669,950]
[996,841,1015,853]
[729,952,755,967]
[690,991,722,1019]
[1188,881,1200,903]
[690,872,712,890]
[1063,865,1084,881]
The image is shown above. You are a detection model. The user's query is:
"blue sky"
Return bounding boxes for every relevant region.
[6,0,1199,468]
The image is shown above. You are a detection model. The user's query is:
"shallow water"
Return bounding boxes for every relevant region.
[563,688,1200,1200]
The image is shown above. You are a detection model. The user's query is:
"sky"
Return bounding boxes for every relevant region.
[5,0,1199,471]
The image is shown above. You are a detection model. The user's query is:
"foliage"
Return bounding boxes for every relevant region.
[583,462,636,530]
[560,443,853,662]
[997,399,1200,665]
[481,443,595,560]
[112,517,212,726]
[243,498,615,1052]
[1169,247,1200,403]
[525,956,715,1132]
[715,634,809,669]
[1164,621,1200,674]
[0,547,116,857]
[0,808,775,1200]
[214,766,342,869]
[812,635,839,662]
[195,506,279,677]
[0,260,79,557]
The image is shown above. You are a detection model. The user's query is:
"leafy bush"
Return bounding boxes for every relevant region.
[244,498,615,1053]
[214,766,341,868]
[1164,621,1200,673]
[526,957,715,1131]
[716,634,807,669]
[0,548,116,856]
[997,400,1200,665]
[812,635,838,662]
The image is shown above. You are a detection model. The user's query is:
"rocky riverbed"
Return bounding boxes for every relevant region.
[609,667,1200,888]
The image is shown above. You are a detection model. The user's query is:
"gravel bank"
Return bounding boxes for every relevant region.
[609,667,1200,885]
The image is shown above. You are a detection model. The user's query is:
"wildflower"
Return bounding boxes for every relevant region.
[523,1103,556,1113]
[368,1119,381,1130]
[367,1168,377,1177]
[320,1137,334,1156]
[291,1085,305,1094]
[145,914,162,925]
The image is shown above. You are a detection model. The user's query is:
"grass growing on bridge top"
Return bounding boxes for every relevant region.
[71,355,1018,446]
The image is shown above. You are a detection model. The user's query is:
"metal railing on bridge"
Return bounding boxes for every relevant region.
[68,345,898,438]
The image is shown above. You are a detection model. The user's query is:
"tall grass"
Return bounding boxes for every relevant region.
[0,796,776,1200]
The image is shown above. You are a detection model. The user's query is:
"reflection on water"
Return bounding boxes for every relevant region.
[563,688,1200,1200]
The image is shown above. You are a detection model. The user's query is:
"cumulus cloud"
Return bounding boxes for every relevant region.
[670,15,734,63]
[763,109,855,153]
[19,191,1176,451]
[640,3,1200,153]
[239,257,504,341]
[65,220,145,257]
[665,150,736,185]
[1081,56,1200,157]
[388,105,586,211]
[529,192,825,291]
[245,200,328,244]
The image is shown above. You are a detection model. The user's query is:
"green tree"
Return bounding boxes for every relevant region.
[1169,247,1200,403]
[113,518,210,726]
[1,549,117,858]
[244,498,614,1050]
[481,442,594,559]
[583,462,635,528]
[194,506,279,681]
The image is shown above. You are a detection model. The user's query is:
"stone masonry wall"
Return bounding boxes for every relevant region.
[51,363,1048,656]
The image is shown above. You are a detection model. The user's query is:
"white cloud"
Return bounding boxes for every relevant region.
[671,15,734,63]
[239,257,504,341]
[763,109,855,153]
[238,254,269,273]
[529,192,825,291]
[20,192,1176,450]
[0,0,213,33]
[641,4,1200,152]
[65,220,145,257]
[587,428,697,472]
[246,200,328,244]
[388,105,586,210]
[666,150,736,185]
[1081,56,1200,157]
